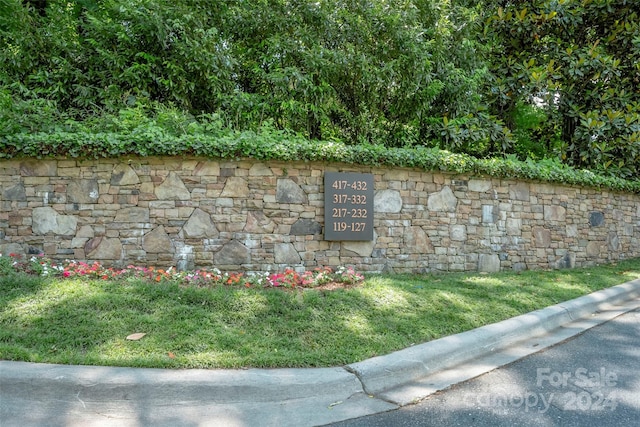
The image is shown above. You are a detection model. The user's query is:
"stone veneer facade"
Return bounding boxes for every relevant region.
[1,157,639,273]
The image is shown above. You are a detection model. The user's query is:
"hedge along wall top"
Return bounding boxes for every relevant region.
[1,156,639,273]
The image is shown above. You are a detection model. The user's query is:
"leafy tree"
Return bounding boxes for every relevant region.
[1,0,236,116]
[0,0,494,149]
[484,0,640,177]
[4,0,638,179]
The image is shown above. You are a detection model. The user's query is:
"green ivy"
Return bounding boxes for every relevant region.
[2,127,639,194]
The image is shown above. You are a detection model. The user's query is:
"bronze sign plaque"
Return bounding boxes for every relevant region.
[324,172,374,241]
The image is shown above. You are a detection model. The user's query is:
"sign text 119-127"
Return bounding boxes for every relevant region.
[324,172,374,241]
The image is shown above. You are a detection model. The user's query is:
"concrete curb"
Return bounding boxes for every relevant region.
[345,279,640,399]
[1,363,396,426]
[1,364,360,404]
[2,279,640,426]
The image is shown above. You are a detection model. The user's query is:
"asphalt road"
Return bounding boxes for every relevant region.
[325,307,640,427]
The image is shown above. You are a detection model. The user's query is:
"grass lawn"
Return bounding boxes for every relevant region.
[1,259,639,369]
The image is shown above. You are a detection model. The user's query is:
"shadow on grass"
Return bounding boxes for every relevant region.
[1,259,639,369]
[329,306,640,427]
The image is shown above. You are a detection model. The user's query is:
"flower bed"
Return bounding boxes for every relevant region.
[0,253,364,289]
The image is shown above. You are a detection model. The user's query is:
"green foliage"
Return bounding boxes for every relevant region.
[510,102,552,160]
[423,112,514,158]
[0,0,491,148]
[0,253,14,277]
[484,0,640,177]
[2,0,640,181]
[0,0,235,112]
[2,117,639,193]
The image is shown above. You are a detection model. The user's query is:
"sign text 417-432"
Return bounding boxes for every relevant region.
[324,172,374,241]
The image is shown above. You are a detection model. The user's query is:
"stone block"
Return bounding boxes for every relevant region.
[0,242,25,256]
[589,211,605,227]
[84,237,123,260]
[509,183,530,201]
[3,183,26,201]
[194,161,220,176]
[468,179,492,192]
[428,186,457,212]
[478,253,501,272]
[450,225,467,241]
[374,189,402,213]
[32,207,78,236]
[71,238,89,248]
[155,172,191,200]
[23,177,49,185]
[274,242,302,264]
[216,198,234,207]
[506,218,522,235]
[276,178,307,203]
[555,252,575,269]
[143,226,175,254]
[532,227,551,248]
[342,238,376,257]
[221,176,250,197]
[249,163,273,176]
[608,232,620,251]
[214,240,250,265]
[544,205,566,221]
[114,207,150,223]
[67,179,99,204]
[110,164,140,185]
[482,205,498,223]
[182,208,219,238]
[290,219,322,235]
[404,226,433,253]
[20,160,57,177]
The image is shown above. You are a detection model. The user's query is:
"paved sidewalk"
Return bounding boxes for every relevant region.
[1,279,639,427]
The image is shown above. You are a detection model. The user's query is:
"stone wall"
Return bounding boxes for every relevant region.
[1,157,639,273]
